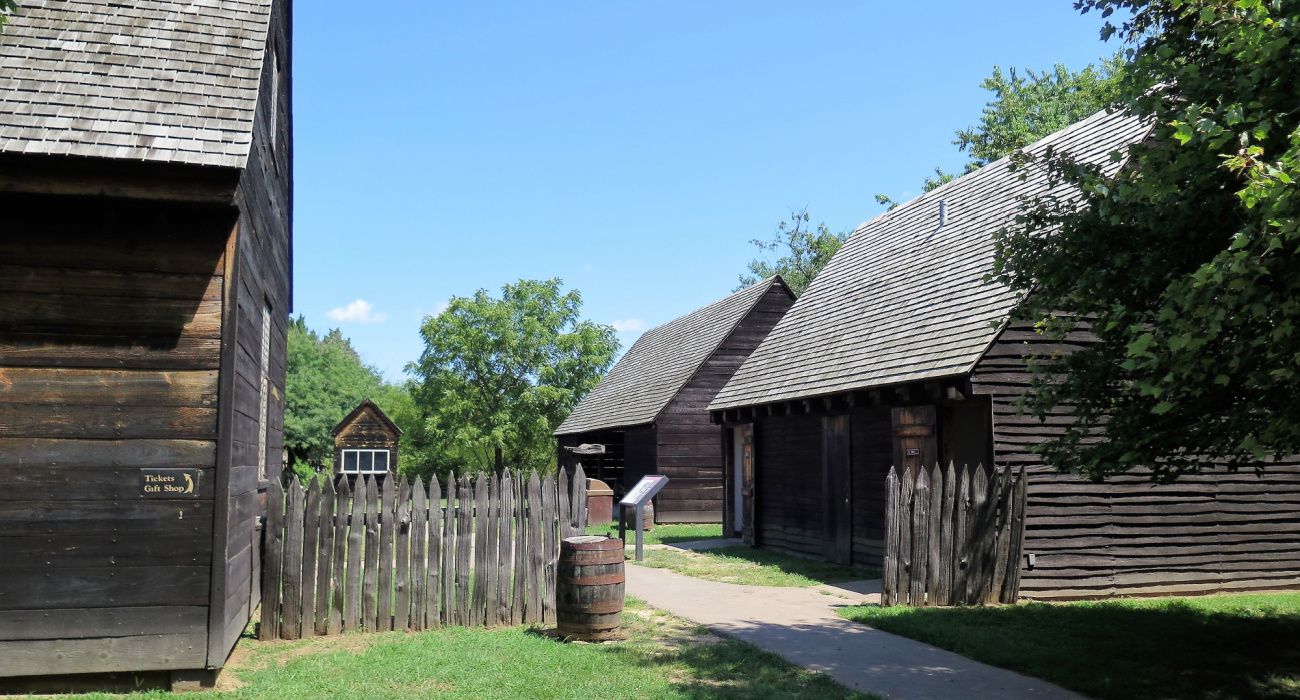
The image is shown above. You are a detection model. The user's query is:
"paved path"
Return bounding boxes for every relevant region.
[625,563,1083,700]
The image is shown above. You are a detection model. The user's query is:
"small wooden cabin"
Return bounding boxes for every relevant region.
[0,0,293,689]
[333,399,401,480]
[710,109,1300,599]
[556,277,795,523]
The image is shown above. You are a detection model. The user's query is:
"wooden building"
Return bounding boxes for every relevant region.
[710,108,1300,599]
[556,277,795,523]
[333,399,401,480]
[0,0,293,688]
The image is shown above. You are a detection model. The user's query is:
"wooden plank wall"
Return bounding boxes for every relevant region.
[0,194,231,677]
[621,426,656,498]
[752,411,825,557]
[208,0,293,668]
[654,284,794,523]
[849,406,893,566]
[260,468,588,639]
[972,322,1300,599]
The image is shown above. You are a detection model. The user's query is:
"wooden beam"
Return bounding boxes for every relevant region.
[0,154,240,205]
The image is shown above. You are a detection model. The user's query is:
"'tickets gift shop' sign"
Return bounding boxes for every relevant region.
[140,468,201,498]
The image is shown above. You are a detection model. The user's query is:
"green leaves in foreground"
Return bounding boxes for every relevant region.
[992,0,1300,480]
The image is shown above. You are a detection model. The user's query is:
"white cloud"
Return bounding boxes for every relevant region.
[611,318,646,333]
[434,300,450,315]
[326,299,388,324]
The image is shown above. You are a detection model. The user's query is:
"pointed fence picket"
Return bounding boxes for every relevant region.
[258,466,590,639]
[881,463,1026,607]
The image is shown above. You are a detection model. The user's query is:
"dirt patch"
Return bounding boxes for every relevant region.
[223,632,388,684]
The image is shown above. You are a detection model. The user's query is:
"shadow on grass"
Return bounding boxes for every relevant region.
[702,546,879,586]
[842,595,1300,700]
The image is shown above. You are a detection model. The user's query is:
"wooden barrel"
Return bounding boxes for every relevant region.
[556,536,625,641]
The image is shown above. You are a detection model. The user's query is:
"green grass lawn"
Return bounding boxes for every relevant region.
[585,522,724,545]
[840,591,1300,700]
[64,598,868,700]
[636,545,878,588]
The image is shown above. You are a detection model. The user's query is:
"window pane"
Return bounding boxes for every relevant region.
[343,451,357,473]
[359,451,374,473]
[375,451,389,472]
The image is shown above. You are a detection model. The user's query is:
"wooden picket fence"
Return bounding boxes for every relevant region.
[259,466,588,640]
[881,463,1026,607]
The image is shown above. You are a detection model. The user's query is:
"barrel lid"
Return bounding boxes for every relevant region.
[562,535,622,550]
[565,535,609,544]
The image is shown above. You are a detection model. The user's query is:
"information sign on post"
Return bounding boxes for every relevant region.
[618,475,668,561]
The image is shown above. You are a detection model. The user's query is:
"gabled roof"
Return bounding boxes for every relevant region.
[0,0,274,168]
[332,399,402,438]
[710,108,1152,411]
[556,277,792,435]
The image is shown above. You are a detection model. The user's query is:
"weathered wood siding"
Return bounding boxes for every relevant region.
[972,322,1300,599]
[752,411,824,556]
[0,194,230,677]
[849,406,892,566]
[621,426,656,497]
[655,284,794,523]
[207,0,293,668]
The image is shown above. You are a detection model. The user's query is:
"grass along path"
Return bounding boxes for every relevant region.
[585,522,723,545]
[64,598,868,700]
[637,546,878,588]
[840,591,1300,700]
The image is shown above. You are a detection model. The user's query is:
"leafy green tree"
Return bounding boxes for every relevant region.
[738,209,847,295]
[0,1,16,30]
[993,0,1299,480]
[876,56,1126,208]
[407,279,618,478]
[284,317,412,475]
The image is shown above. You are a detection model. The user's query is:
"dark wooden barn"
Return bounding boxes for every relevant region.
[556,277,794,523]
[333,399,401,480]
[0,0,293,688]
[710,108,1300,599]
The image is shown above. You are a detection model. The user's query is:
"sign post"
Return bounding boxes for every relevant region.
[618,475,669,562]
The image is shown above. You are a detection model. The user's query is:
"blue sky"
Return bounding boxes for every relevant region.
[293,2,1118,381]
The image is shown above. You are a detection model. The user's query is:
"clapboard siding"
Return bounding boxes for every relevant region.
[653,284,794,523]
[972,321,1300,599]
[0,195,229,678]
[753,411,823,557]
[205,0,292,669]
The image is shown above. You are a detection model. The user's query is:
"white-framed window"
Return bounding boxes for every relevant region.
[340,449,391,475]
[257,301,272,480]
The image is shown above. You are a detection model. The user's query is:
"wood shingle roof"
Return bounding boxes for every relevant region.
[709,108,1152,411]
[0,0,273,168]
[556,277,788,435]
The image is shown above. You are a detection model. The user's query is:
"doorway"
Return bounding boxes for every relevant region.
[822,414,852,565]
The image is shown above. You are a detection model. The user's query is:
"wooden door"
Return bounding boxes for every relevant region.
[892,405,937,475]
[822,414,852,565]
[738,423,756,546]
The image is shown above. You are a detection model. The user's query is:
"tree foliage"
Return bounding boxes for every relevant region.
[284,317,412,476]
[738,209,848,295]
[407,278,618,478]
[876,56,1126,208]
[993,0,1300,480]
[0,1,15,30]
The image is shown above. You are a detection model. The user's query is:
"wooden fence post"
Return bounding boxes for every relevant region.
[411,476,428,631]
[496,470,514,625]
[259,479,285,640]
[925,463,943,605]
[344,477,366,631]
[332,477,352,634]
[953,465,971,604]
[525,471,544,623]
[881,467,899,606]
[572,465,588,531]
[937,462,957,605]
[896,472,914,604]
[300,478,322,638]
[315,477,336,635]
[1003,467,1027,603]
[395,476,412,631]
[511,471,527,625]
[471,474,489,627]
[484,474,501,626]
[428,476,444,629]
[441,473,458,626]
[909,467,930,605]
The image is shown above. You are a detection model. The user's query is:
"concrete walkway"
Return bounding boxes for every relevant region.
[625,564,1083,700]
